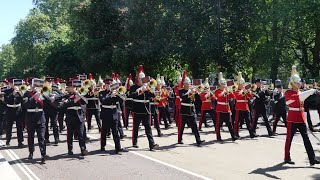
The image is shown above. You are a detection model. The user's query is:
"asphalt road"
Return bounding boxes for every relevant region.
[1,110,320,180]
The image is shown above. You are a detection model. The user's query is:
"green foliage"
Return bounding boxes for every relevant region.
[0,0,319,82]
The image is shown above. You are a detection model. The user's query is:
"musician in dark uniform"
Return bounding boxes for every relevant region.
[85,84,102,132]
[4,78,24,147]
[60,81,88,156]
[131,65,159,150]
[24,84,49,163]
[251,79,273,136]
[301,79,319,132]
[178,72,204,146]
[0,85,7,137]
[99,80,123,154]
[43,81,63,144]
[272,84,287,134]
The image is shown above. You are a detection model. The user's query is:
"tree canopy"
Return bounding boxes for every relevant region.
[0,0,319,82]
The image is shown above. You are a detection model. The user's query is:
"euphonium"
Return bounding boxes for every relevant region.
[197,84,205,93]
[117,86,127,95]
[78,86,88,96]
[19,85,27,94]
[149,79,158,88]
[83,79,92,88]
[41,84,52,95]
[251,84,257,92]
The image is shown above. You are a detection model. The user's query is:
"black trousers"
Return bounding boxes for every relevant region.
[0,113,6,135]
[101,113,121,151]
[159,107,169,128]
[124,107,132,129]
[216,112,235,140]
[165,105,171,123]
[234,110,254,137]
[132,113,155,148]
[272,110,287,132]
[178,115,201,143]
[66,120,86,151]
[27,120,46,156]
[151,113,161,135]
[58,110,65,131]
[199,110,215,130]
[45,113,59,140]
[87,109,101,130]
[117,111,124,138]
[284,122,315,162]
[252,107,272,135]
[6,109,24,143]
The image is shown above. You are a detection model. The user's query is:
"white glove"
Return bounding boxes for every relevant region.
[299,89,316,102]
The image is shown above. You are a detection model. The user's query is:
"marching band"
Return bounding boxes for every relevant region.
[0,65,320,165]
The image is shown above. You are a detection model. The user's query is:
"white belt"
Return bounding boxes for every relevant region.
[7,103,21,108]
[181,103,194,107]
[67,106,82,110]
[150,102,158,105]
[289,107,304,111]
[87,98,99,100]
[133,99,149,103]
[237,100,248,103]
[27,108,43,112]
[126,98,133,101]
[217,102,229,105]
[101,105,117,109]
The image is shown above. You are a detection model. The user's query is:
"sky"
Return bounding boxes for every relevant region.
[0,0,34,46]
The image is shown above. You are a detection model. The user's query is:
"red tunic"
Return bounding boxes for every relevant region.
[214,89,235,113]
[174,85,181,108]
[234,89,253,111]
[200,91,216,110]
[285,89,305,123]
[158,88,170,107]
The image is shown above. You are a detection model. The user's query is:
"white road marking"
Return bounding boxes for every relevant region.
[87,134,213,180]
[0,140,40,180]
[0,152,21,180]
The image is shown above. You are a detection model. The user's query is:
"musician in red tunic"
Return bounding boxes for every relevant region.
[214,72,237,141]
[284,66,320,165]
[198,78,216,130]
[233,72,256,139]
[173,73,182,127]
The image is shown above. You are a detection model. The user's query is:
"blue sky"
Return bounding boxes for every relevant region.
[0,0,34,46]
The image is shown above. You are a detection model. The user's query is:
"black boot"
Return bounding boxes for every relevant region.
[284,159,295,165]
[28,153,33,160]
[310,159,320,166]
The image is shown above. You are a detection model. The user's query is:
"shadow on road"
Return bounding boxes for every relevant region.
[249,162,320,179]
